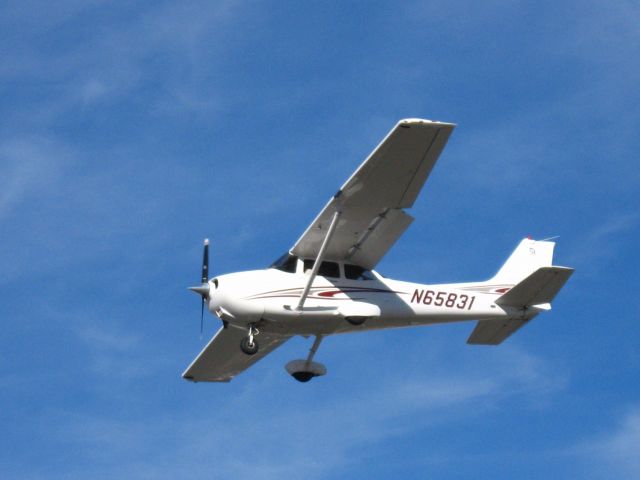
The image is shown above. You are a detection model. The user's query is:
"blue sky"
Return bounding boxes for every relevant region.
[1,1,639,478]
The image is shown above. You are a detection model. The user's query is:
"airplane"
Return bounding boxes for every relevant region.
[183,118,573,383]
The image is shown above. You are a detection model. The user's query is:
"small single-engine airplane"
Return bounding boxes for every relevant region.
[183,118,573,383]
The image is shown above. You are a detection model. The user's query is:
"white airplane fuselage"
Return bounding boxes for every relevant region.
[207,268,528,337]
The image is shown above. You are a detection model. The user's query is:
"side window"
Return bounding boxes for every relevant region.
[303,260,340,278]
[344,264,374,280]
[303,259,314,273]
[319,261,340,278]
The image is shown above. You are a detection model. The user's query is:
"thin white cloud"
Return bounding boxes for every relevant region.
[564,212,638,273]
[33,304,166,391]
[0,136,69,219]
[567,405,640,479]
[1,1,246,117]
[75,325,140,353]
[417,0,640,196]
[595,408,640,477]
[39,343,566,479]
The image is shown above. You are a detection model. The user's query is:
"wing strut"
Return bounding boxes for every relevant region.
[296,211,341,310]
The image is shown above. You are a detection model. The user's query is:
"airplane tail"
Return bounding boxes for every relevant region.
[466,237,574,345]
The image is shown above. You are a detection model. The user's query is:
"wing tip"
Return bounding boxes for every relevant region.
[182,373,233,383]
[398,118,457,128]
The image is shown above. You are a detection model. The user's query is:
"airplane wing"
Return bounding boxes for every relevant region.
[182,326,291,382]
[291,118,455,269]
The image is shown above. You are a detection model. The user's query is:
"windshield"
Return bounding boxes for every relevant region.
[270,253,298,273]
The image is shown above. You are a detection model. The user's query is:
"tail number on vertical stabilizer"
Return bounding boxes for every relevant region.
[411,290,476,310]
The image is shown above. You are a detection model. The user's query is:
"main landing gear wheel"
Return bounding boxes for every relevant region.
[285,359,327,383]
[345,316,368,326]
[240,324,260,355]
[291,371,316,383]
[240,337,259,355]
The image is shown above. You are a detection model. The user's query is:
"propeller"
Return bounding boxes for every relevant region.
[189,238,210,337]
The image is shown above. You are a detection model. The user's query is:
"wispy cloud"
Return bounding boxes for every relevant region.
[594,408,640,477]
[0,136,69,219]
[568,405,640,479]
[36,342,566,479]
[0,1,245,125]
[564,212,638,273]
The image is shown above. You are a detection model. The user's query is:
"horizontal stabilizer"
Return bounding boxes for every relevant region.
[496,266,574,308]
[467,317,532,345]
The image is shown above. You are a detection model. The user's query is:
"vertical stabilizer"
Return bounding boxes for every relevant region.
[490,238,555,285]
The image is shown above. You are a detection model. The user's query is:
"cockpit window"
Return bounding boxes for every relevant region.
[270,253,298,273]
[303,259,340,278]
[344,264,375,280]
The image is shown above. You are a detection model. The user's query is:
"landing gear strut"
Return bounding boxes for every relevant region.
[285,335,327,382]
[240,324,259,355]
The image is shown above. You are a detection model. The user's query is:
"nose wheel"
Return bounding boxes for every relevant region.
[240,324,259,355]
